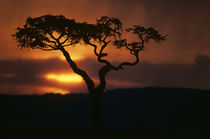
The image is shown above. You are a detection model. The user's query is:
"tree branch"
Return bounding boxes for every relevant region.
[87,42,99,56]
[99,41,110,56]
[60,36,70,45]
[86,41,112,68]
[42,43,58,49]
[96,51,140,93]
[57,44,95,92]
[44,39,57,46]
[62,42,77,47]
[102,34,109,42]
[48,32,58,41]
[96,64,111,94]
[39,47,58,51]
[95,41,112,65]
[114,51,139,70]
[58,33,65,40]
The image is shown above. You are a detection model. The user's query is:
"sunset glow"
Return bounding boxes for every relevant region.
[41,87,69,95]
[59,54,84,61]
[0,0,209,95]
[45,73,83,83]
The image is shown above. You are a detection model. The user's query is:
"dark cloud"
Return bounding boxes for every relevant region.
[108,55,210,90]
[0,55,210,94]
[0,58,102,94]
[0,58,66,85]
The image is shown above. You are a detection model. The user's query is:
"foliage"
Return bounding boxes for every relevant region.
[12,15,167,129]
[12,15,167,53]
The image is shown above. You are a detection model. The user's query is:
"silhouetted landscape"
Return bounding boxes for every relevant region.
[1,0,209,138]
[1,87,210,138]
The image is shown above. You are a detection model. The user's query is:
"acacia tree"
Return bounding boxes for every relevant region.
[12,15,167,129]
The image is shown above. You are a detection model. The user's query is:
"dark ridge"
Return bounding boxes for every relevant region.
[0,87,210,136]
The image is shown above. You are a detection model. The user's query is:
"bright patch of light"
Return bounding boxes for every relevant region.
[59,54,84,61]
[46,73,83,83]
[41,87,69,95]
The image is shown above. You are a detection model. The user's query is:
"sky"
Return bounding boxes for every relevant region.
[0,0,210,94]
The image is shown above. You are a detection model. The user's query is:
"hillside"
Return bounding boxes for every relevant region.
[0,87,210,136]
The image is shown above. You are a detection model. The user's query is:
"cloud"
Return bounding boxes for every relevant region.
[0,55,210,94]
[0,58,66,84]
[108,55,210,90]
[0,57,104,94]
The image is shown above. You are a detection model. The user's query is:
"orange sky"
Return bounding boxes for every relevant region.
[0,0,210,94]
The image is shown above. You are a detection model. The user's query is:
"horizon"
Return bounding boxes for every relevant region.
[1,86,209,96]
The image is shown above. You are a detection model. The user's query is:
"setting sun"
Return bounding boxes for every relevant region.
[45,73,83,83]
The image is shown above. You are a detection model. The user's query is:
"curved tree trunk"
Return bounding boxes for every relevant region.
[90,91,103,130]
[90,64,110,129]
[59,46,105,129]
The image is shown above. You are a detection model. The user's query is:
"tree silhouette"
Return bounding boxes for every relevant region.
[12,15,167,129]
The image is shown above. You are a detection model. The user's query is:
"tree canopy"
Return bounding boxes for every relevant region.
[13,15,166,53]
[12,14,167,92]
[12,14,167,129]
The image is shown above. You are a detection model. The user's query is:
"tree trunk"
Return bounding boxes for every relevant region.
[90,91,103,130]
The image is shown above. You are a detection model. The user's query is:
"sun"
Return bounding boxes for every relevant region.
[45,73,83,83]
